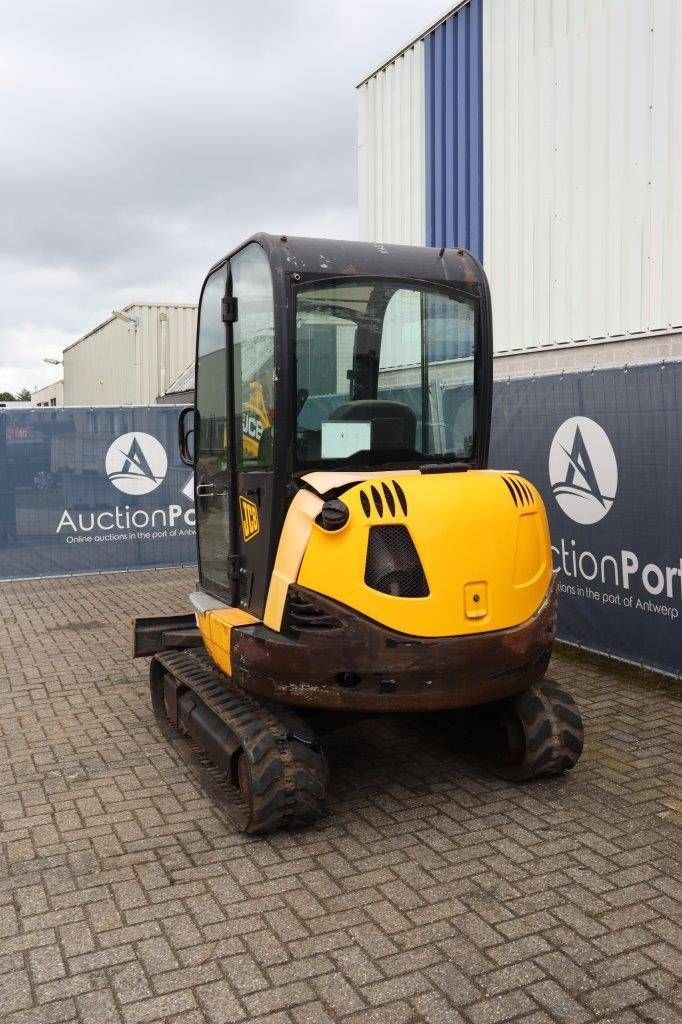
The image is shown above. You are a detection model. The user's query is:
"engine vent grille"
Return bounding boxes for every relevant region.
[501,475,535,507]
[364,526,429,598]
[359,479,409,518]
[283,592,342,638]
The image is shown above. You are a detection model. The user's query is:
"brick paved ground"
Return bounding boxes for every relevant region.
[0,568,680,1024]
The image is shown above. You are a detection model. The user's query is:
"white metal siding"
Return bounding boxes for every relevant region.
[358,41,426,245]
[63,305,197,405]
[31,379,64,406]
[129,304,197,402]
[484,0,682,353]
[63,318,137,405]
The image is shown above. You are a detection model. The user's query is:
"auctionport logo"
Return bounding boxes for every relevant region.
[105,432,167,495]
[548,416,617,525]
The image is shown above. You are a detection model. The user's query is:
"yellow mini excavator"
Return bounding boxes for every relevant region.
[133,234,583,833]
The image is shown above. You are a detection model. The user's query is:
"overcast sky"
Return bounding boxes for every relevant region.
[1,0,448,395]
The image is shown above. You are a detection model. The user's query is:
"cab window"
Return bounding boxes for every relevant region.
[295,278,477,466]
[230,244,275,468]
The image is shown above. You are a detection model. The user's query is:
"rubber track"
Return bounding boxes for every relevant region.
[500,678,585,781]
[151,649,327,834]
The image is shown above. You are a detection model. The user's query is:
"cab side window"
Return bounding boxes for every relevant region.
[196,265,228,458]
[230,244,276,468]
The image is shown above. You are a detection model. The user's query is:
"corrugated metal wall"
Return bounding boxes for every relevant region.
[484,0,682,352]
[358,41,425,245]
[131,304,197,402]
[424,0,483,257]
[63,318,136,406]
[63,305,197,405]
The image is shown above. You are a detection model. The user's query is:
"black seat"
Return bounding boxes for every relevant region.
[328,399,417,451]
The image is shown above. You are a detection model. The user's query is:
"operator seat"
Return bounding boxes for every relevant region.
[329,399,417,451]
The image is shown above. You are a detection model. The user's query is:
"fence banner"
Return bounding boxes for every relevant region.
[490,361,681,677]
[0,407,196,580]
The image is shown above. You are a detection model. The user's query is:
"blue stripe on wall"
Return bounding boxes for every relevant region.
[424,0,483,258]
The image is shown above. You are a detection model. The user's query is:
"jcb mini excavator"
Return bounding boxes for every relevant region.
[133,234,583,833]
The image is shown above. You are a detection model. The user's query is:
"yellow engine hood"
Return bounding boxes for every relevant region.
[297,470,552,637]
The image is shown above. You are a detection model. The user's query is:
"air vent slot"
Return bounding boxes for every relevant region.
[284,592,342,638]
[381,482,395,516]
[359,480,407,518]
[392,479,408,514]
[502,475,534,507]
[364,526,429,598]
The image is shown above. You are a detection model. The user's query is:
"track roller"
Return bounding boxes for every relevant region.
[448,678,584,781]
[149,649,327,834]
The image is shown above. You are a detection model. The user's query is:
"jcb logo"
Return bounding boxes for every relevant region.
[239,495,260,542]
[243,413,264,442]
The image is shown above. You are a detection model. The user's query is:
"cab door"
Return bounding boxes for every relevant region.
[194,263,235,601]
[229,243,276,615]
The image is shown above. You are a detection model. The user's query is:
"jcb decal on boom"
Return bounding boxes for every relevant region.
[239,495,260,542]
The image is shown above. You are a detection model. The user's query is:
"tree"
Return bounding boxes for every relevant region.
[15,388,31,401]
[0,391,15,401]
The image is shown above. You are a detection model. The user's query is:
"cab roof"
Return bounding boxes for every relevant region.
[211,233,487,296]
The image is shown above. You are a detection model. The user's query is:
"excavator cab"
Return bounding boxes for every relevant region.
[135,235,583,834]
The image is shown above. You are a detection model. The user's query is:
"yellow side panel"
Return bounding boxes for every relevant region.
[297,471,552,637]
[263,489,324,631]
[196,606,258,676]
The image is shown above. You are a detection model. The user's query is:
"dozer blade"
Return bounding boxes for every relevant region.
[149,649,328,834]
[444,678,584,782]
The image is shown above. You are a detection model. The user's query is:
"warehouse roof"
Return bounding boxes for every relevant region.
[356,1,468,87]
[165,363,195,395]
[63,302,197,354]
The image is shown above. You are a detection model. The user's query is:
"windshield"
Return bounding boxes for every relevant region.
[295,278,477,466]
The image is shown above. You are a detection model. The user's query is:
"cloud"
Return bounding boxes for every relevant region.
[0,0,446,394]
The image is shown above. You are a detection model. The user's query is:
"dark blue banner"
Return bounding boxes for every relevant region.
[0,407,196,579]
[490,361,681,678]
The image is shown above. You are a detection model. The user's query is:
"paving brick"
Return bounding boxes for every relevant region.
[213,955,266,1001]
[290,1001,336,1024]
[527,979,591,1023]
[76,989,124,1024]
[111,962,154,1005]
[135,936,180,975]
[152,961,222,996]
[362,969,431,1006]
[534,951,594,993]
[584,978,650,1013]
[635,998,682,1023]
[480,961,545,996]
[27,944,66,984]
[244,980,315,1017]
[412,989,468,1024]
[487,935,551,966]
[0,969,33,1013]
[344,1000,416,1024]
[464,989,536,1024]
[427,962,482,1004]
[122,990,197,1024]
[312,971,365,1015]
[58,922,95,957]
[195,980,245,1023]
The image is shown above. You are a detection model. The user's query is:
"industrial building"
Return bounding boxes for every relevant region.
[31,379,64,407]
[61,303,196,406]
[358,0,682,375]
